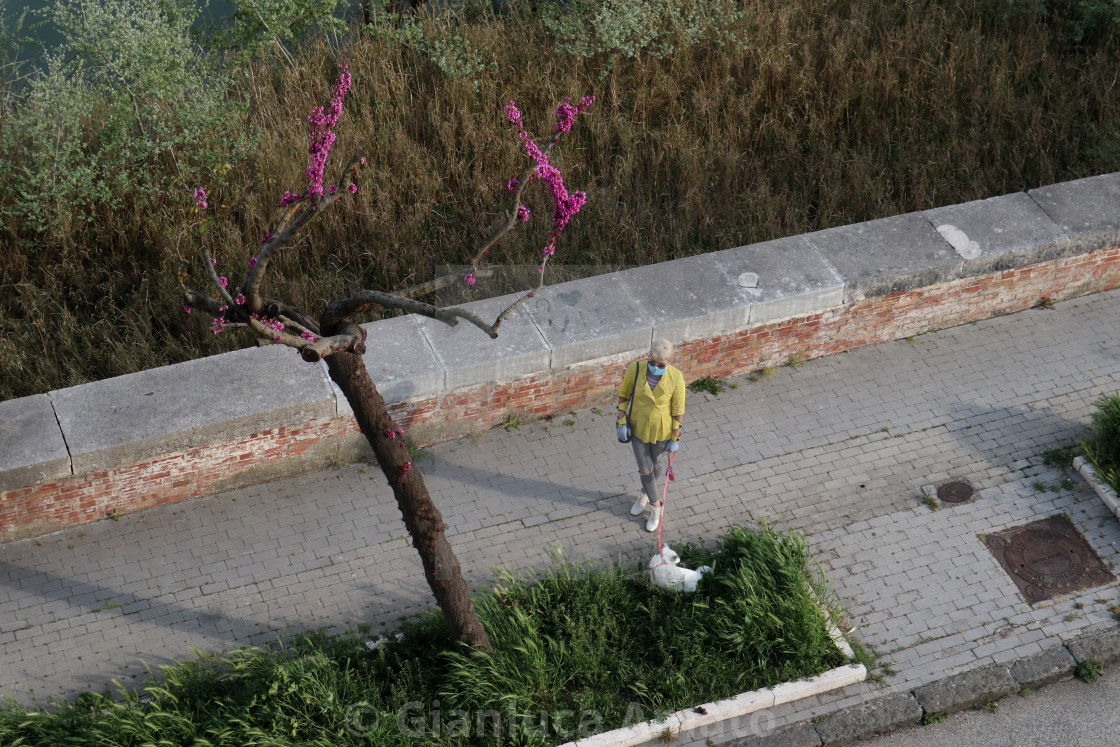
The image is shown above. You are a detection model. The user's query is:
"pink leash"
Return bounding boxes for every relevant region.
[654,451,676,551]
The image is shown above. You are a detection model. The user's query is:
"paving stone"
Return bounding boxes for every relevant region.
[719,722,822,747]
[813,692,923,745]
[1009,646,1077,689]
[911,663,1017,714]
[1065,626,1120,665]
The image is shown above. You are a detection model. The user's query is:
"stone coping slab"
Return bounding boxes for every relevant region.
[613,253,752,343]
[923,191,1072,277]
[522,272,654,370]
[804,212,962,303]
[0,394,70,491]
[416,291,551,390]
[4,171,1120,487]
[709,235,845,325]
[48,344,336,475]
[1030,172,1120,253]
[342,314,445,411]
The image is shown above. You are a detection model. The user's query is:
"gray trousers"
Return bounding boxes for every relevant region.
[631,437,671,504]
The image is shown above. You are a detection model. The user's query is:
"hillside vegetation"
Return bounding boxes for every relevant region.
[2,0,1119,401]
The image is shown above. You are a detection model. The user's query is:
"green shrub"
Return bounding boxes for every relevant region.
[540,0,746,59]
[1082,393,1120,495]
[215,0,347,56]
[0,0,253,236]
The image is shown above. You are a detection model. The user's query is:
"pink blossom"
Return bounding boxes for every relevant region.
[507,177,520,192]
[359,156,366,165]
[273,335,282,344]
[328,184,338,195]
[300,330,317,341]
[517,205,530,222]
[219,276,228,288]
[305,62,352,200]
[280,191,302,208]
[210,257,218,266]
[464,272,477,287]
[504,100,522,126]
[248,256,258,268]
[183,305,191,314]
[348,182,358,194]
[193,187,207,211]
[236,294,246,305]
[554,99,578,133]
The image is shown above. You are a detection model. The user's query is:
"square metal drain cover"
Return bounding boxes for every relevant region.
[984,514,1114,604]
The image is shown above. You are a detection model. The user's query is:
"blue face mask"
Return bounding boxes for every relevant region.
[648,363,666,376]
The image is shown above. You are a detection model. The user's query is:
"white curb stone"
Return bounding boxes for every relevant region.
[1074,456,1120,520]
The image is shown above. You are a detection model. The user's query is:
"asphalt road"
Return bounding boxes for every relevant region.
[857,664,1120,747]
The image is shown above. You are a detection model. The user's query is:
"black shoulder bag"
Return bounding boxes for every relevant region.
[617,361,641,443]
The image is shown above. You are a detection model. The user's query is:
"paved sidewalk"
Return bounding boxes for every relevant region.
[4,289,1120,741]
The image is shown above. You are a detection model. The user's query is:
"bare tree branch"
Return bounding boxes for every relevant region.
[241,150,366,312]
[322,291,500,338]
[389,267,495,301]
[203,250,237,307]
[183,289,224,317]
[464,133,560,272]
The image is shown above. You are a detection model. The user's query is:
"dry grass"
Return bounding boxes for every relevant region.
[2,0,1119,400]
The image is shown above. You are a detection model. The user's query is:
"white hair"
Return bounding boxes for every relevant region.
[650,339,674,362]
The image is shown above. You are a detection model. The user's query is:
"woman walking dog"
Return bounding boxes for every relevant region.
[616,339,685,531]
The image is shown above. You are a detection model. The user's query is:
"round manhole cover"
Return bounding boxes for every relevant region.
[937,481,974,503]
[1004,529,1089,589]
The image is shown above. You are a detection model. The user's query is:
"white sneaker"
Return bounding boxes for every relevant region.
[630,491,649,516]
[645,505,663,532]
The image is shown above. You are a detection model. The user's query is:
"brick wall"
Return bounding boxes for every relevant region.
[3,246,1119,541]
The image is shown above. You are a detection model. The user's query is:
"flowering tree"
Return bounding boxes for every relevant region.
[179,62,593,652]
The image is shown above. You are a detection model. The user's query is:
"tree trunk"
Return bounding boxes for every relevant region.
[324,350,492,652]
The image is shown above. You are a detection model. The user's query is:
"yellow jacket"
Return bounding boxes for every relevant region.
[619,361,686,444]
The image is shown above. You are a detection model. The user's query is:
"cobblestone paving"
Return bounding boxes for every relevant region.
[3,290,1120,746]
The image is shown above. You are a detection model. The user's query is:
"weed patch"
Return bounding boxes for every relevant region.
[1082,394,1120,495]
[688,376,725,396]
[1076,659,1103,683]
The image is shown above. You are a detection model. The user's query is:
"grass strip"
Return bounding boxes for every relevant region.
[0,524,845,746]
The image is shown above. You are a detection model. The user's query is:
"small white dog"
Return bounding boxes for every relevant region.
[648,544,712,593]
